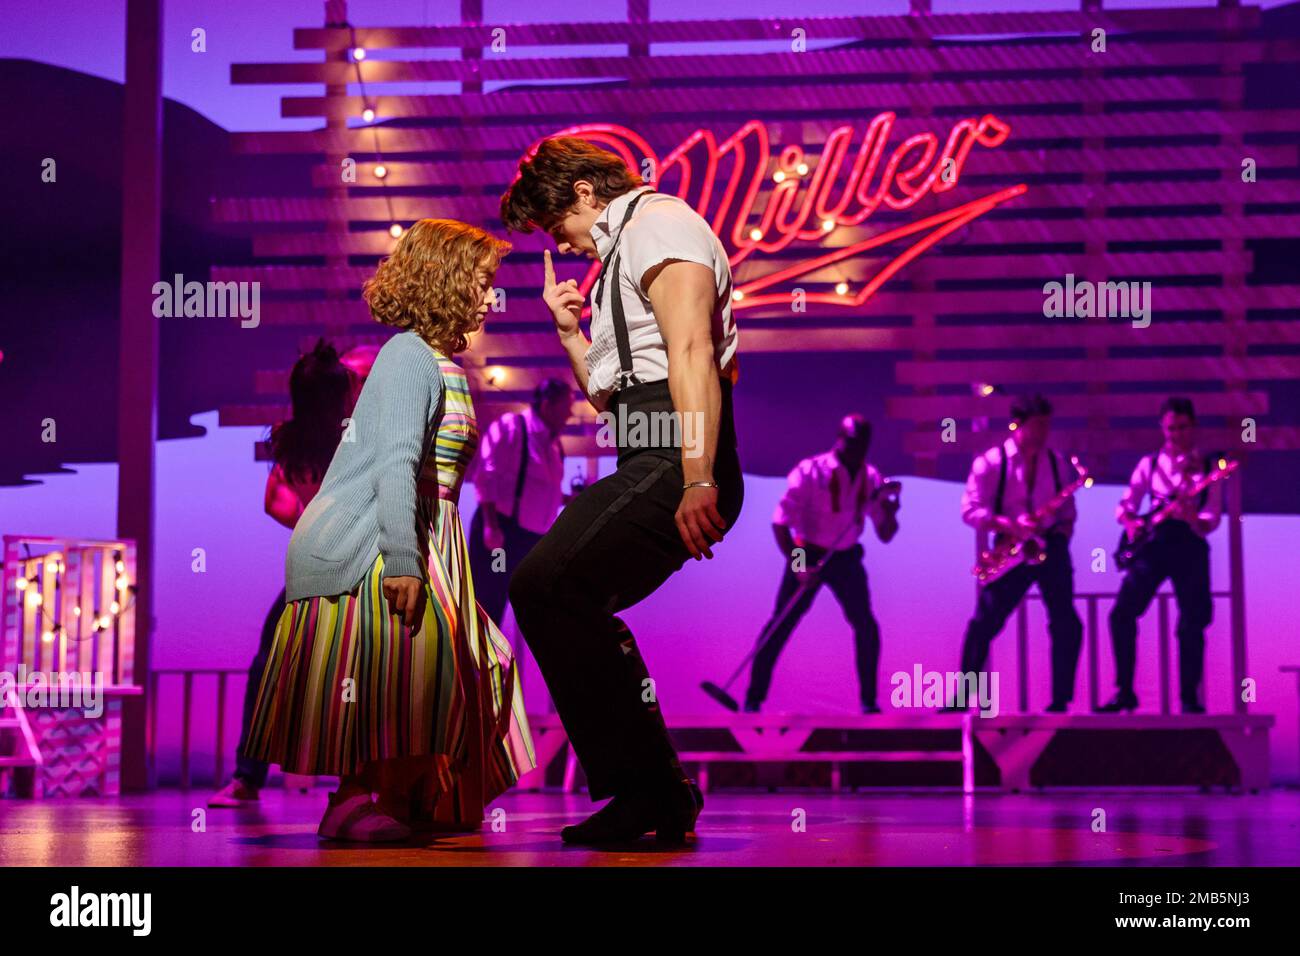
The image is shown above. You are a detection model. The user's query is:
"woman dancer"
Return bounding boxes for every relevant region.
[210,339,354,808]
[243,219,535,841]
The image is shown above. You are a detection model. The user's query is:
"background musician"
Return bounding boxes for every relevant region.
[744,414,900,715]
[1100,397,1223,714]
[946,394,1083,713]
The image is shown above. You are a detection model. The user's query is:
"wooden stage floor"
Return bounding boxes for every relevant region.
[1,788,1297,867]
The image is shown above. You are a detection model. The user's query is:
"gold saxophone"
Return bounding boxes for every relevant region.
[972,456,1092,584]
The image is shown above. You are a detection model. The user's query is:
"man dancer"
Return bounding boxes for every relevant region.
[1099,397,1222,714]
[744,415,900,714]
[500,136,741,844]
[945,394,1084,713]
[468,378,572,625]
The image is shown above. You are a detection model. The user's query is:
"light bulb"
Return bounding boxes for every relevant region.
[389,224,403,238]
[362,108,375,122]
[772,171,786,183]
[835,282,849,295]
[749,228,762,241]
[352,48,366,61]
[373,164,387,179]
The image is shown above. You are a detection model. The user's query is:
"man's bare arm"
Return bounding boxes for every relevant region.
[646,259,726,558]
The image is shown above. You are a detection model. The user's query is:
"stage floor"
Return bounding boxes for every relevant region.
[1,788,1296,867]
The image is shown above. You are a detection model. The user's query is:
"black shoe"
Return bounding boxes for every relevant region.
[1095,692,1139,714]
[862,702,881,714]
[1182,702,1206,715]
[561,778,702,846]
[742,700,761,713]
[1045,700,1069,714]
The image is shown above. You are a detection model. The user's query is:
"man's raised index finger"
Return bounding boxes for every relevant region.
[543,248,556,289]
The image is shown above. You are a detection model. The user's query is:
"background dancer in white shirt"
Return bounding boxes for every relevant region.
[744,415,900,714]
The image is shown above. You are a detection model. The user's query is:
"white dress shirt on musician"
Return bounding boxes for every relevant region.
[773,451,885,552]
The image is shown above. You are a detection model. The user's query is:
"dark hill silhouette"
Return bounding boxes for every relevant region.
[0,58,315,487]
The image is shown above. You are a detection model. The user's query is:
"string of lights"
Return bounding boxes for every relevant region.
[14,547,135,646]
[345,24,403,240]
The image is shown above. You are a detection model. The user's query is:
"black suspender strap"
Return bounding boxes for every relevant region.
[994,446,1008,517]
[594,189,654,392]
[1049,449,1061,494]
[511,412,529,519]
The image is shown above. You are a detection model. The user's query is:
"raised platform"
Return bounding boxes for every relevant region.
[523,712,1275,793]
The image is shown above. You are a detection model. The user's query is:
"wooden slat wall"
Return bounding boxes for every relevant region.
[215,0,1299,483]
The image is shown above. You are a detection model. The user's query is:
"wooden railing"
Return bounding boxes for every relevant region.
[147,667,245,788]
[1018,588,1232,714]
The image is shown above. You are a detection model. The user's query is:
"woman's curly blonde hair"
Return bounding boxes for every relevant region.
[362,219,511,354]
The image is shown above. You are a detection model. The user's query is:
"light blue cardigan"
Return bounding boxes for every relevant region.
[284,331,445,602]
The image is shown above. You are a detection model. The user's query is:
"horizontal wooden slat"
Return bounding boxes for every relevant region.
[248,211,1300,256]
[285,75,1246,122]
[213,180,1300,227]
[311,146,1300,189]
[231,46,1258,89]
[885,391,1271,421]
[230,110,1300,155]
[243,320,1297,398]
[241,286,1299,328]
[895,356,1300,387]
[904,427,1298,456]
[291,9,1260,50]
[231,400,598,426]
[211,251,1252,292]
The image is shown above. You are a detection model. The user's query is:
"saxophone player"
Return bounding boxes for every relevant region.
[945,394,1084,713]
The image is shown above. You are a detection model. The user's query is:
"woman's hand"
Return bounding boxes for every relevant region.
[382,576,425,633]
[676,485,727,560]
[483,520,505,552]
[542,249,585,339]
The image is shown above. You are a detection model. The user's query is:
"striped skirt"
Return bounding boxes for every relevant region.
[243,497,535,823]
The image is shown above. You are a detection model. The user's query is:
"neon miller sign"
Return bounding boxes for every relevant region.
[551,113,1027,310]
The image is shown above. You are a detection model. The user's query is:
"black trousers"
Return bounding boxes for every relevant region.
[744,543,881,709]
[509,379,743,800]
[957,532,1083,705]
[467,509,546,626]
[1108,521,1212,706]
[234,587,286,787]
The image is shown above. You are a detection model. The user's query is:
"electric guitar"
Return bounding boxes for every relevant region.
[973,456,1092,584]
[1114,455,1238,570]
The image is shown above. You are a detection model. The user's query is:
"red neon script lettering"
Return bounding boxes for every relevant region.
[542,114,1027,310]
